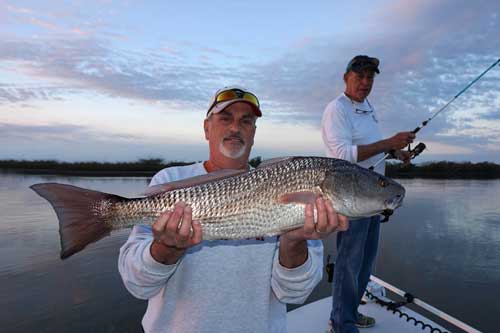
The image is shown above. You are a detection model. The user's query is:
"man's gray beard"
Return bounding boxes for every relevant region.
[219,142,246,159]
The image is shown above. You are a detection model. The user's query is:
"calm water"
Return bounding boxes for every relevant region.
[1,173,499,333]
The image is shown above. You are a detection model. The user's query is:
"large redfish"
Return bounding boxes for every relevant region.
[30,156,405,259]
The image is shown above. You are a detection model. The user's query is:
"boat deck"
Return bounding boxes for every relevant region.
[287,296,448,333]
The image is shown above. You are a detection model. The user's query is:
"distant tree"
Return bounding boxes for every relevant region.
[138,158,164,165]
[386,161,500,179]
[3,158,500,179]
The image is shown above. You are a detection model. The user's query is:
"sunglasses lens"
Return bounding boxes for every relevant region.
[242,93,259,107]
[215,90,239,103]
[215,90,259,108]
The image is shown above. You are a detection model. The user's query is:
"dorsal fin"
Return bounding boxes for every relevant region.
[143,168,247,196]
[257,157,295,169]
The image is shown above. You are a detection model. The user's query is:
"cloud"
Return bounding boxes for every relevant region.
[0,121,209,162]
[6,5,35,15]
[0,122,136,142]
[70,28,93,37]
[0,86,45,104]
[0,38,249,106]
[482,111,500,120]
[0,80,72,104]
[160,47,179,56]
[28,17,59,31]
[200,47,225,55]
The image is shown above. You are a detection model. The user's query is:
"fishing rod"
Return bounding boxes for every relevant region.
[369,57,500,170]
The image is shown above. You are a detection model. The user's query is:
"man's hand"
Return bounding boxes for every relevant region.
[150,202,203,265]
[282,197,349,242]
[358,131,416,162]
[394,149,412,165]
[278,197,349,268]
[385,131,416,151]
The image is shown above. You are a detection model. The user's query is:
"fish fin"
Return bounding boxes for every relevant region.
[278,191,318,204]
[257,156,295,168]
[30,183,124,259]
[142,169,247,196]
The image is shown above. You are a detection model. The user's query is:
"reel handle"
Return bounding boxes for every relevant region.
[409,142,426,160]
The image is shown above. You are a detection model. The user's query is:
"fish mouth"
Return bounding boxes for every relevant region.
[385,194,404,210]
[380,209,394,223]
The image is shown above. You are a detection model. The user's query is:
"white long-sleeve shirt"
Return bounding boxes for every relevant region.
[118,162,324,333]
[321,93,385,175]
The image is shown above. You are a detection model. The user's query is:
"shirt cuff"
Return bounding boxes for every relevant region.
[141,239,179,275]
[275,249,313,277]
[351,145,358,162]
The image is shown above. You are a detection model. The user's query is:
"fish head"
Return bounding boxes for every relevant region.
[321,164,405,218]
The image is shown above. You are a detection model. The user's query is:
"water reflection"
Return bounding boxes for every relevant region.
[0,174,499,332]
[0,173,149,332]
[374,179,500,331]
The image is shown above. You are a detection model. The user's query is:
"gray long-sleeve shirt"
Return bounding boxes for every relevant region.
[118,162,323,333]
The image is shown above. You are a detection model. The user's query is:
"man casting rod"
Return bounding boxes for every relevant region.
[370,57,500,170]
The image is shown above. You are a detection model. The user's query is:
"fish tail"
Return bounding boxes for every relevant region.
[30,183,125,259]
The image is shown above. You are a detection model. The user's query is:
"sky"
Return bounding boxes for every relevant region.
[1,0,499,163]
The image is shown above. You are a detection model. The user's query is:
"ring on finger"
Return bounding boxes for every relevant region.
[315,226,327,234]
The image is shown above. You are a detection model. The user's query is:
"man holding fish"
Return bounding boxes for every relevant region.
[118,86,350,332]
[32,85,405,332]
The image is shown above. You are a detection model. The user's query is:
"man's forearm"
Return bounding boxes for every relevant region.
[278,238,309,268]
[357,139,389,162]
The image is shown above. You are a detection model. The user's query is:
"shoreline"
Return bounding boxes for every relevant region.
[1,158,500,179]
[2,167,500,179]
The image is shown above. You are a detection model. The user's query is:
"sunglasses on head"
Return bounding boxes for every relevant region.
[210,89,260,110]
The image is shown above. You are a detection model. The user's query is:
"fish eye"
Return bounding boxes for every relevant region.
[378,178,387,188]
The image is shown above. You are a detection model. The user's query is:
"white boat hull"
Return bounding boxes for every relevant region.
[287,295,448,333]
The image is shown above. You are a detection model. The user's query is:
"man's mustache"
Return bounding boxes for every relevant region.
[223,134,245,144]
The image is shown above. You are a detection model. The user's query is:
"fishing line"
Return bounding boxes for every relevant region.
[369,57,500,170]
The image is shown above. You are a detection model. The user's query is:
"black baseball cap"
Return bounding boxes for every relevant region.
[345,55,380,74]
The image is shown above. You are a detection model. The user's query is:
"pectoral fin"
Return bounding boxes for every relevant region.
[278,191,318,204]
